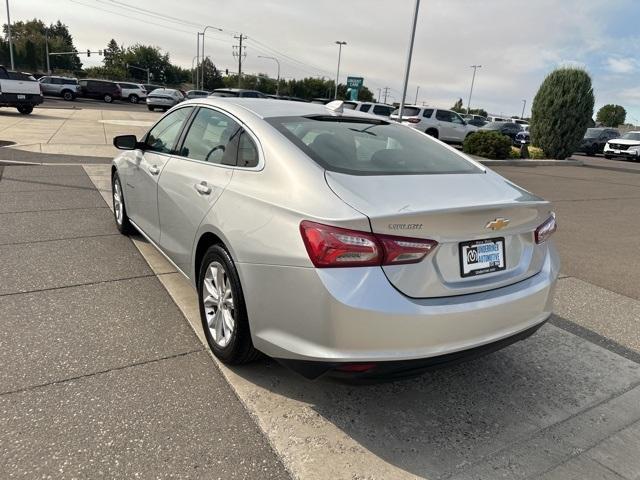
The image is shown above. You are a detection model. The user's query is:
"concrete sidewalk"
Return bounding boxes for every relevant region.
[0,164,289,479]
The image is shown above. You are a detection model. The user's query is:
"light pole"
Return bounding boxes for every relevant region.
[258,55,280,96]
[414,85,420,104]
[5,0,14,70]
[334,41,346,100]
[466,64,481,114]
[195,32,202,89]
[397,0,420,121]
[521,99,527,119]
[201,25,223,89]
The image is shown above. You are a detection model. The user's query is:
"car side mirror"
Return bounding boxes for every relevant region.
[113,135,142,151]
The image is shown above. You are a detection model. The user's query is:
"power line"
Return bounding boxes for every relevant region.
[232,34,247,88]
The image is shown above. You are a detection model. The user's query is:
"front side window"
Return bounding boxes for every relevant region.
[435,110,453,122]
[621,132,640,141]
[145,107,192,154]
[267,115,481,176]
[40,76,51,83]
[451,113,465,125]
[373,105,392,116]
[179,108,241,164]
[359,104,372,112]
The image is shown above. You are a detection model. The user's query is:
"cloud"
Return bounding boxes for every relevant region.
[605,57,637,74]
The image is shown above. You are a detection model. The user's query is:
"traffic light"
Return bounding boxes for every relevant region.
[98,50,102,56]
[87,49,91,57]
[225,68,229,75]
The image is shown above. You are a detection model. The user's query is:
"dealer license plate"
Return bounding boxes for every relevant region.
[459,237,506,277]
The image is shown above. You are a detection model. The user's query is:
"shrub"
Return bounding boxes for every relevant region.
[509,146,545,159]
[530,68,594,159]
[463,131,512,159]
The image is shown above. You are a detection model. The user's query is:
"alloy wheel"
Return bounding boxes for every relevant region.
[113,178,123,225]
[202,261,235,348]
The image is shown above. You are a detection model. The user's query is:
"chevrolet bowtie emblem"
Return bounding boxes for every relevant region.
[485,218,510,230]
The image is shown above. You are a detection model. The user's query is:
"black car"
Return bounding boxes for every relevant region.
[479,121,523,144]
[577,128,620,156]
[210,88,266,98]
[78,79,122,103]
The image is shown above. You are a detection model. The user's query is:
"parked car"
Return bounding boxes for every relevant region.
[515,129,530,145]
[480,121,523,144]
[146,88,184,111]
[78,79,122,103]
[577,128,620,156]
[266,94,308,102]
[38,75,79,101]
[0,67,43,114]
[462,113,487,123]
[466,118,488,128]
[510,118,529,126]
[110,98,559,379]
[349,101,395,118]
[142,84,163,93]
[118,82,147,104]
[487,116,509,122]
[210,88,266,98]
[604,131,640,160]
[390,106,478,143]
[186,89,210,100]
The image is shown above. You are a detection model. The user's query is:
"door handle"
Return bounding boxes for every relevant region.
[194,182,212,195]
[148,165,160,175]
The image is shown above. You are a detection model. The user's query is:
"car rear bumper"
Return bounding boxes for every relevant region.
[0,93,44,106]
[238,243,559,369]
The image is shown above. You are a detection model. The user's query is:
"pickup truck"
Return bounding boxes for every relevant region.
[0,66,43,114]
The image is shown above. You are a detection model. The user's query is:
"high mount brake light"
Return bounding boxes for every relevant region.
[300,221,438,268]
[535,213,557,244]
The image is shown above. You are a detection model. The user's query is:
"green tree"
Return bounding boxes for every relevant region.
[530,67,594,159]
[452,98,464,112]
[596,104,626,127]
[103,39,123,69]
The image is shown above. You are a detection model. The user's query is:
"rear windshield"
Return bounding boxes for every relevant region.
[392,107,421,117]
[584,128,602,138]
[267,115,482,176]
[211,91,239,97]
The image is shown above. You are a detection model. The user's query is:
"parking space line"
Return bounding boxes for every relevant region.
[0,232,121,247]
[498,168,640,189]
[0,205,109,215]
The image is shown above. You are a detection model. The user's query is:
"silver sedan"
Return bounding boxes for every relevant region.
[111,98,559,379]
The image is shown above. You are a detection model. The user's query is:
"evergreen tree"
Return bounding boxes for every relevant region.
[596,104,626,127]
[530,68,594,159]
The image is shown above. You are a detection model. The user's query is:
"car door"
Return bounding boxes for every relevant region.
[123,106,194,242]
[449,112,468,141]
[435,110,456,141]
[157,106,244,273]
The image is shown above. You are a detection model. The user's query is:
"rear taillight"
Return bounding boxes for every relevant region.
[300,221,437,268]
[535,213,557,244]
[405,117,420,123]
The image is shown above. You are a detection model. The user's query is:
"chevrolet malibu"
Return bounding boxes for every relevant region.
[111,98,559,379]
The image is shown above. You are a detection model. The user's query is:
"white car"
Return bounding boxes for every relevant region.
[146,88,184,112]
[343,101,395,119]
[118,82,147,104]
[604,131,640,160]
[0,66,43,114]
[487,116,509,122]
[390,106,478,143]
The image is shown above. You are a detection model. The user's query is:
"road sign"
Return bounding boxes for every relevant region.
[346,76,364,89]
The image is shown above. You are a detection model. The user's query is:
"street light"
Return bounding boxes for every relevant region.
[201,25,224,88]
[5,0,14,70]
[397,0,420,121]
[466,65,481,114]
[334,41,347,100]
[258,55,281,96]
[521,99,527,119]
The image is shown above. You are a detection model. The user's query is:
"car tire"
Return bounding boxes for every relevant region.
[129,94,139,104]
[426,128,439,139]
[103,94,113,103]
[147,106,155,111]
[604,154,612,160]
[61,90,75,101]
[16,105,33,115]
[198,244,259,365]
[111,171,134,235]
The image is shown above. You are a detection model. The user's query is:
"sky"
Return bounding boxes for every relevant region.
[9,0,640,121]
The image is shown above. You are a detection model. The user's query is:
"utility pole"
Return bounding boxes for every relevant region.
[258,55,280,96]
[414,85,420,104]
[382,86,390,104]
[195,32,201,89]
[377,88,381,102]
[5,0,14,70]
[521,99,527,119]
[466,64,481,114]
[44,30,51,74]
[397,0,420,121]
[334,41,346,100]
[232,34,247,88]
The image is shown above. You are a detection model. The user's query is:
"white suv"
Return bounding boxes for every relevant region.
[118,82,147,104]
[343,101,395,119]
[391,106,478,143]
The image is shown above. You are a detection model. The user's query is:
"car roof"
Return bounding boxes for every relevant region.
[181,98,384,120]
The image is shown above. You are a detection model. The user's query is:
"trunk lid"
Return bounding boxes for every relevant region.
[325,169,553,298]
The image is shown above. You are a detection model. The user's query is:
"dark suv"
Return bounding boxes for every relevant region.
[78,79,122,103]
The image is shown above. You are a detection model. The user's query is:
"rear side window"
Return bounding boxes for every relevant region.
[267,116,481,176]
[237,132,259,168]
[435,110,453,122]
[62,78,78,85]
[373,105,393,116]
[145,107,192,154]
[179,108,241,165]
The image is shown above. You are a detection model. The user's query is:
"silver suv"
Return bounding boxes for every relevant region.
[391,106,478,144]
[38,76,79,101]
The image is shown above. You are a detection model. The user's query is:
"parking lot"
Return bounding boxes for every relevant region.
[1,105,640,479]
